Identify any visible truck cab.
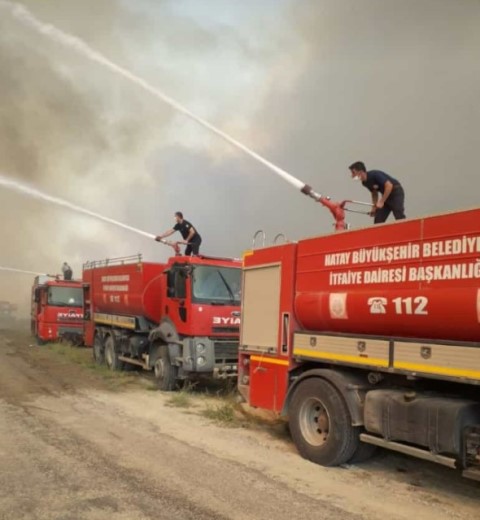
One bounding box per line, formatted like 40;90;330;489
31;276;84;345
163;256;241;375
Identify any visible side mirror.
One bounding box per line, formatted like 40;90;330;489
181;265;192;277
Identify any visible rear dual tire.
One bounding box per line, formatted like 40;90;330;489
104;335;124;371
93;334;105;365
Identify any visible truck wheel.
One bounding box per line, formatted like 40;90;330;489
348;440;377;464
289;378;359;467
154;345;178;391
93;334;105;365
36;335;47;346
104;335;123;371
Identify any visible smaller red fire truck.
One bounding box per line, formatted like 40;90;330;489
82;253;241;390
31;275;84;345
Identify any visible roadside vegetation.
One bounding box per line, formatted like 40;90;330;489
37;341;147;390
36;340;288;436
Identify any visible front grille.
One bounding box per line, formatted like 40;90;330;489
58;327;82;336
214;342;239;362
212;326;239;334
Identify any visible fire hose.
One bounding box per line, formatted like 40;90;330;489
155;238;182;255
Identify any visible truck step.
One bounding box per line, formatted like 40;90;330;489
462;468;480;482
359;434;457;469
118;355;149;370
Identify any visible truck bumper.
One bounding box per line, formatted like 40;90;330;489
180;337;238;375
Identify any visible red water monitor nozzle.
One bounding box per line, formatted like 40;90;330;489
300;184;371;231
300;184;346;231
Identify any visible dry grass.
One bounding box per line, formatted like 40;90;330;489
41;342;289;439
43;342;141;390
200;396;289;437
201;402;237;425
166;390;193;408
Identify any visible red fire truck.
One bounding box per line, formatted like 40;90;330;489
31;276;84;345
239;207;480;480
82;254;241;390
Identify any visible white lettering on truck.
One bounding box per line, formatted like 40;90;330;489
213;317;241;326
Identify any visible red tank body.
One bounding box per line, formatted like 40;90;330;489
83;260;166;324
295;209;480;342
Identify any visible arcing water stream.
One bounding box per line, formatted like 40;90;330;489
0;266;46;276
0;173;156;240
0;1;307;195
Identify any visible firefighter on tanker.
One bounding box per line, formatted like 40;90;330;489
155;211;202;256
349;161;406;224
62;262;73;280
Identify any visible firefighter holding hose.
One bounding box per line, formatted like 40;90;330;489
349;161;406;224
155;211;202;256
61;262;73;280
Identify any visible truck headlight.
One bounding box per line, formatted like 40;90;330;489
196;343;206;354
197;356;206;367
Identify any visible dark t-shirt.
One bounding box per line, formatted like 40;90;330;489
173;220;201;241
362;170;401;194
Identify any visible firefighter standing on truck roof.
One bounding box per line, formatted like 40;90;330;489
62;262;73;281
349;161;406;224
155;211;202;256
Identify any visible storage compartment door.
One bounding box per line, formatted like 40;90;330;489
241;265;281;353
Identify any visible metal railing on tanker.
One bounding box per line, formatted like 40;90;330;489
83;254;143;270
252;230;290;250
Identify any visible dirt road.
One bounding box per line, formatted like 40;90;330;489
0;327;479;520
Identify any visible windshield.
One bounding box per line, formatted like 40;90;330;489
192;266;241;304
47;287;83;307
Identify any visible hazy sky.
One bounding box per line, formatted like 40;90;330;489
1;0;479;312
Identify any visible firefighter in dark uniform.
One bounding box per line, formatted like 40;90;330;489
349;161;406;224
155;211;202;255
62;262;73;280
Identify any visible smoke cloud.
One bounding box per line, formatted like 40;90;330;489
1;0;479;315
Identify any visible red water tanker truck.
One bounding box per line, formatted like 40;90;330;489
239;207;480;480
82;254;241;390
31;276;84;345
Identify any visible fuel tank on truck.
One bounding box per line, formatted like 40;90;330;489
295;208;480;342
83;259;166;323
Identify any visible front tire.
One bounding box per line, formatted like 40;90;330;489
289;378;359;466
154;345;178;391
104;335;123;371
36;335;47;346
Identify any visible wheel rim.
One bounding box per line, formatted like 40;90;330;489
298;397;330;447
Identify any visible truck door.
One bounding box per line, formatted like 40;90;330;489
166;264;190;327
31;286;42;335
82;283;95;346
